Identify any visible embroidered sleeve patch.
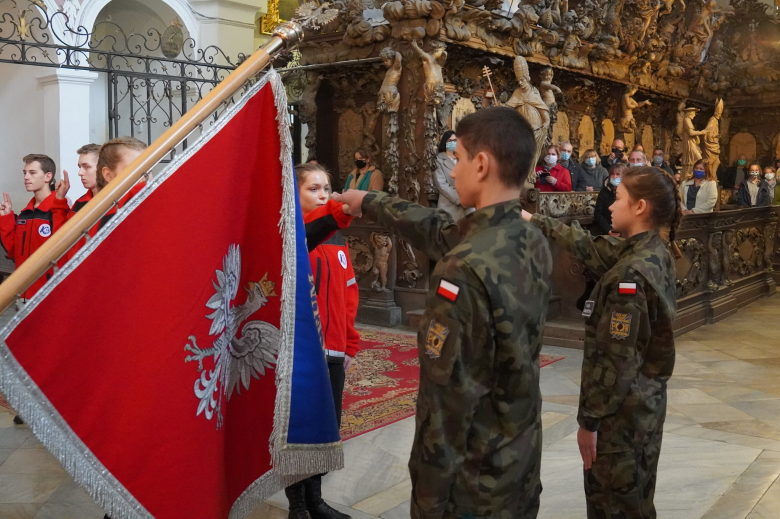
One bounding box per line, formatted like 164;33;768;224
610;311;632;340
618;282;637;295
426;320;450;358
437;279;460;302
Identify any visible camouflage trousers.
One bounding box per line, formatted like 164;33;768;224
584;436;661;519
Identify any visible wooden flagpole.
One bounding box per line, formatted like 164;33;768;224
0;22;304;314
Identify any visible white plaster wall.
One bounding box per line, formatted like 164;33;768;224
90;72;110;145
0;63;48;211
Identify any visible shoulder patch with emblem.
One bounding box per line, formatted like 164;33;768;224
618;282;637;295
436;279;460;302
610;311;632;340
337;249;348;269
426;320;450;358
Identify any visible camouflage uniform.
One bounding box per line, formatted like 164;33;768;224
531;215;677;519
362;191;553;519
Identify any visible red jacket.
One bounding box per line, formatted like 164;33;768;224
0;192;68;298
535;164;572;192
304;200;360;357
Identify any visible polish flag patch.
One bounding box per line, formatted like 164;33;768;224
437;279;460;302
618;282;637;295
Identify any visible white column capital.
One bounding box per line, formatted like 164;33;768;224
36;69;99;87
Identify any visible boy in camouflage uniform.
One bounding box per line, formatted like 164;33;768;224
334;107;552;519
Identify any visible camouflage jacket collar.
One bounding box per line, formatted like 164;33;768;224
456;199;523;241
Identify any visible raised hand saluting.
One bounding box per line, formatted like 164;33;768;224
0;192;12;216
55;170;71;200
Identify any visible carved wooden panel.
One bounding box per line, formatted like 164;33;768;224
642;125;654;154
600;119;615;156
624;130;635;152
337;109;364;185
552;112;570;145
578;115;595;159
452;97;476;129
729;132;757;165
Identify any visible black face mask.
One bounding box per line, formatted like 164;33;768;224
355;159;367;169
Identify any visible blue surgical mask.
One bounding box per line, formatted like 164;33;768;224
653;155;663;165
693;169;706;179
610;177;621;187
445;141;456;152
545;154;558;165
585;157;597;167
561;151;571;161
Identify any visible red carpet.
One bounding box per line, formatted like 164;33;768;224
340;327;565;441
0;394;12;411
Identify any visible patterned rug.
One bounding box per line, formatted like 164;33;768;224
340;327;565;441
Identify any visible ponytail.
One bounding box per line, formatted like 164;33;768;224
622;166;683;259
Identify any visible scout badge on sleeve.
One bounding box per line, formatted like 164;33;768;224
426;320;450;358
582;300;595;318
437;279;460;302
610;311;632;340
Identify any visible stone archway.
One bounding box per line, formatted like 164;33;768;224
729;133;757;164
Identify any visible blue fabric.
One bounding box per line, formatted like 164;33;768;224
286;176;341;445
686;184;700;210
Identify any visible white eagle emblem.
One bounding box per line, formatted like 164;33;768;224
184;244;280;428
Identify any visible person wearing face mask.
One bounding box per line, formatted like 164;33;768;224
763;166;780;205
736;163;771;208
434;131;471;220
680;159;718;214
651;148;675;176
720;155;749;191
559;141;584;189
535;144;572;192
344;148;384;192
628;150;647;168
576;149;608;192
601;139;628;168
593;163;627;235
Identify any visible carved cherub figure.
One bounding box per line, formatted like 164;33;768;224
619;85;651;132
378;46;402;113
538;67;562;109
370;232;392;291
410;39;447;106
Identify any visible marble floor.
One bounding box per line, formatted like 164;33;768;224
1;295;780;518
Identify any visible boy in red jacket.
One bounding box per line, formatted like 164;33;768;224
0;154;68;299
285;163;360;519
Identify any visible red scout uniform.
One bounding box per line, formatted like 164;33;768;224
0;193;68;299
303;199;360;427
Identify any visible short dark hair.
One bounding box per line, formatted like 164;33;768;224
437;130;455;153
653;147;664;154
77;143;101;156
455;107;535;188
23;154;56;191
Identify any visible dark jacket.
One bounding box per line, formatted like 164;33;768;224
561;158;584;190
593;178;617;235
601;154;627;169
656;162;674;177
576;163;609;192
719;165;747;189
736;179;771;208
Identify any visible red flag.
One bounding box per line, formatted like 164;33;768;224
0;71;341;518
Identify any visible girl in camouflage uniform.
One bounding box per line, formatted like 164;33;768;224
523;166;682;519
